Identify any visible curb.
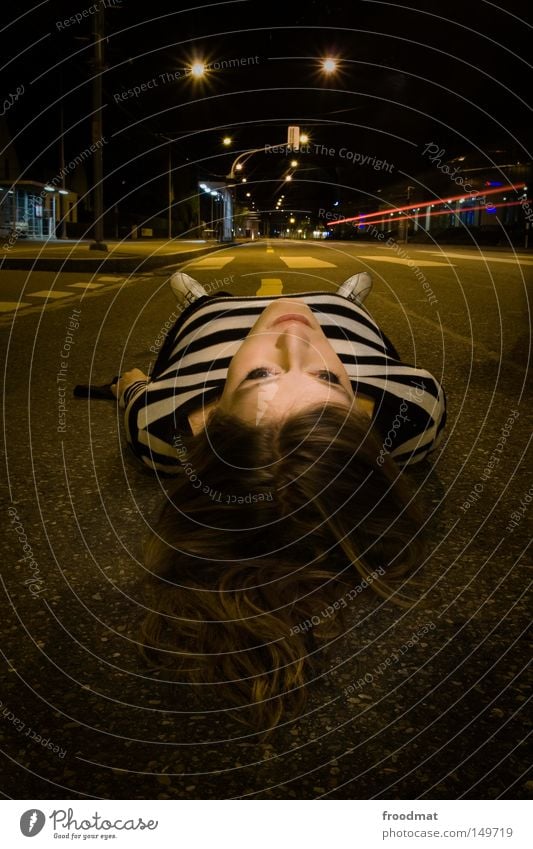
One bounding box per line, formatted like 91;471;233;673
0;243;235;274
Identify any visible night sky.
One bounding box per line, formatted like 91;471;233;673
2;0;531;227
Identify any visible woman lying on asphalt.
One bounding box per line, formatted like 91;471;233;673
112;271;446;734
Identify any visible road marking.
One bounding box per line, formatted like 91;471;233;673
69;282;106;289
27;290;74;299
186;255;235;269
279;255;336;268
0;301;32;312
428;251;533;265
266;247;274;253
356;255;455;267
96;275;125;281
256;278;283;295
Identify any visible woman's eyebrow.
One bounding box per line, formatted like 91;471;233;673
235;374;353;401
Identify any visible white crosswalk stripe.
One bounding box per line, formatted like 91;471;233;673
96;275;126;281
279;255;336;268
69;282;106;290
429;251;533;265
356;255;455;267
186;255;235;269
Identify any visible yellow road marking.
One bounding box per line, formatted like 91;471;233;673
255;278;283;295
356;255;455;267
0;301;32;312
27;290;74;299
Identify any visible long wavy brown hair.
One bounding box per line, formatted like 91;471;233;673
139;402;424;736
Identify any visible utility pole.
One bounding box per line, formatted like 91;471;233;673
59;98;67;239
404;185;415;243
89;6;107;251
168;144;172;240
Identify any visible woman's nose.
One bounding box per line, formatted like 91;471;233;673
275;328;310;366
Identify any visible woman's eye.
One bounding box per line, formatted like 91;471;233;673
316;370;341;384
245;367;275;380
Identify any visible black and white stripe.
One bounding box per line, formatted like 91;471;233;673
121;293;447;473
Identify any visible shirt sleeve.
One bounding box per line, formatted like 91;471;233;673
374;368;446;466
120;379;183;474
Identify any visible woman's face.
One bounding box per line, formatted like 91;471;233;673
218;299;372;424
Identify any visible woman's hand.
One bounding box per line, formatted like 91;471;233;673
111;368;149;399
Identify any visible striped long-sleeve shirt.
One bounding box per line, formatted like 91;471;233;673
120;293;447;474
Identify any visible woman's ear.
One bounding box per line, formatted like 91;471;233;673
187;399;219;435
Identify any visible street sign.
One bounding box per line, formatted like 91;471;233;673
287;126;300;150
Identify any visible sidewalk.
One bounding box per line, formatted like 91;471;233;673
0;237;233;274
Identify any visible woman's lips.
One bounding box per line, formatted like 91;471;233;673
269;313;312;328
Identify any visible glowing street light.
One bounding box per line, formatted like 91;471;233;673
290;159;298;167
235;162;243;171
285;175;293;182
300;133;309;144
322;57;338;74
190;61;206;77
222;136;232;146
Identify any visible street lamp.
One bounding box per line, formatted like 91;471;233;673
290;159;298;167
222;136;232;146
190;61;206;78
322;57;338;74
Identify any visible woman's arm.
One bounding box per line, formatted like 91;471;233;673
111;368;150;401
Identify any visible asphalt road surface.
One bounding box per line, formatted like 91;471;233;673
1;239;531;800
